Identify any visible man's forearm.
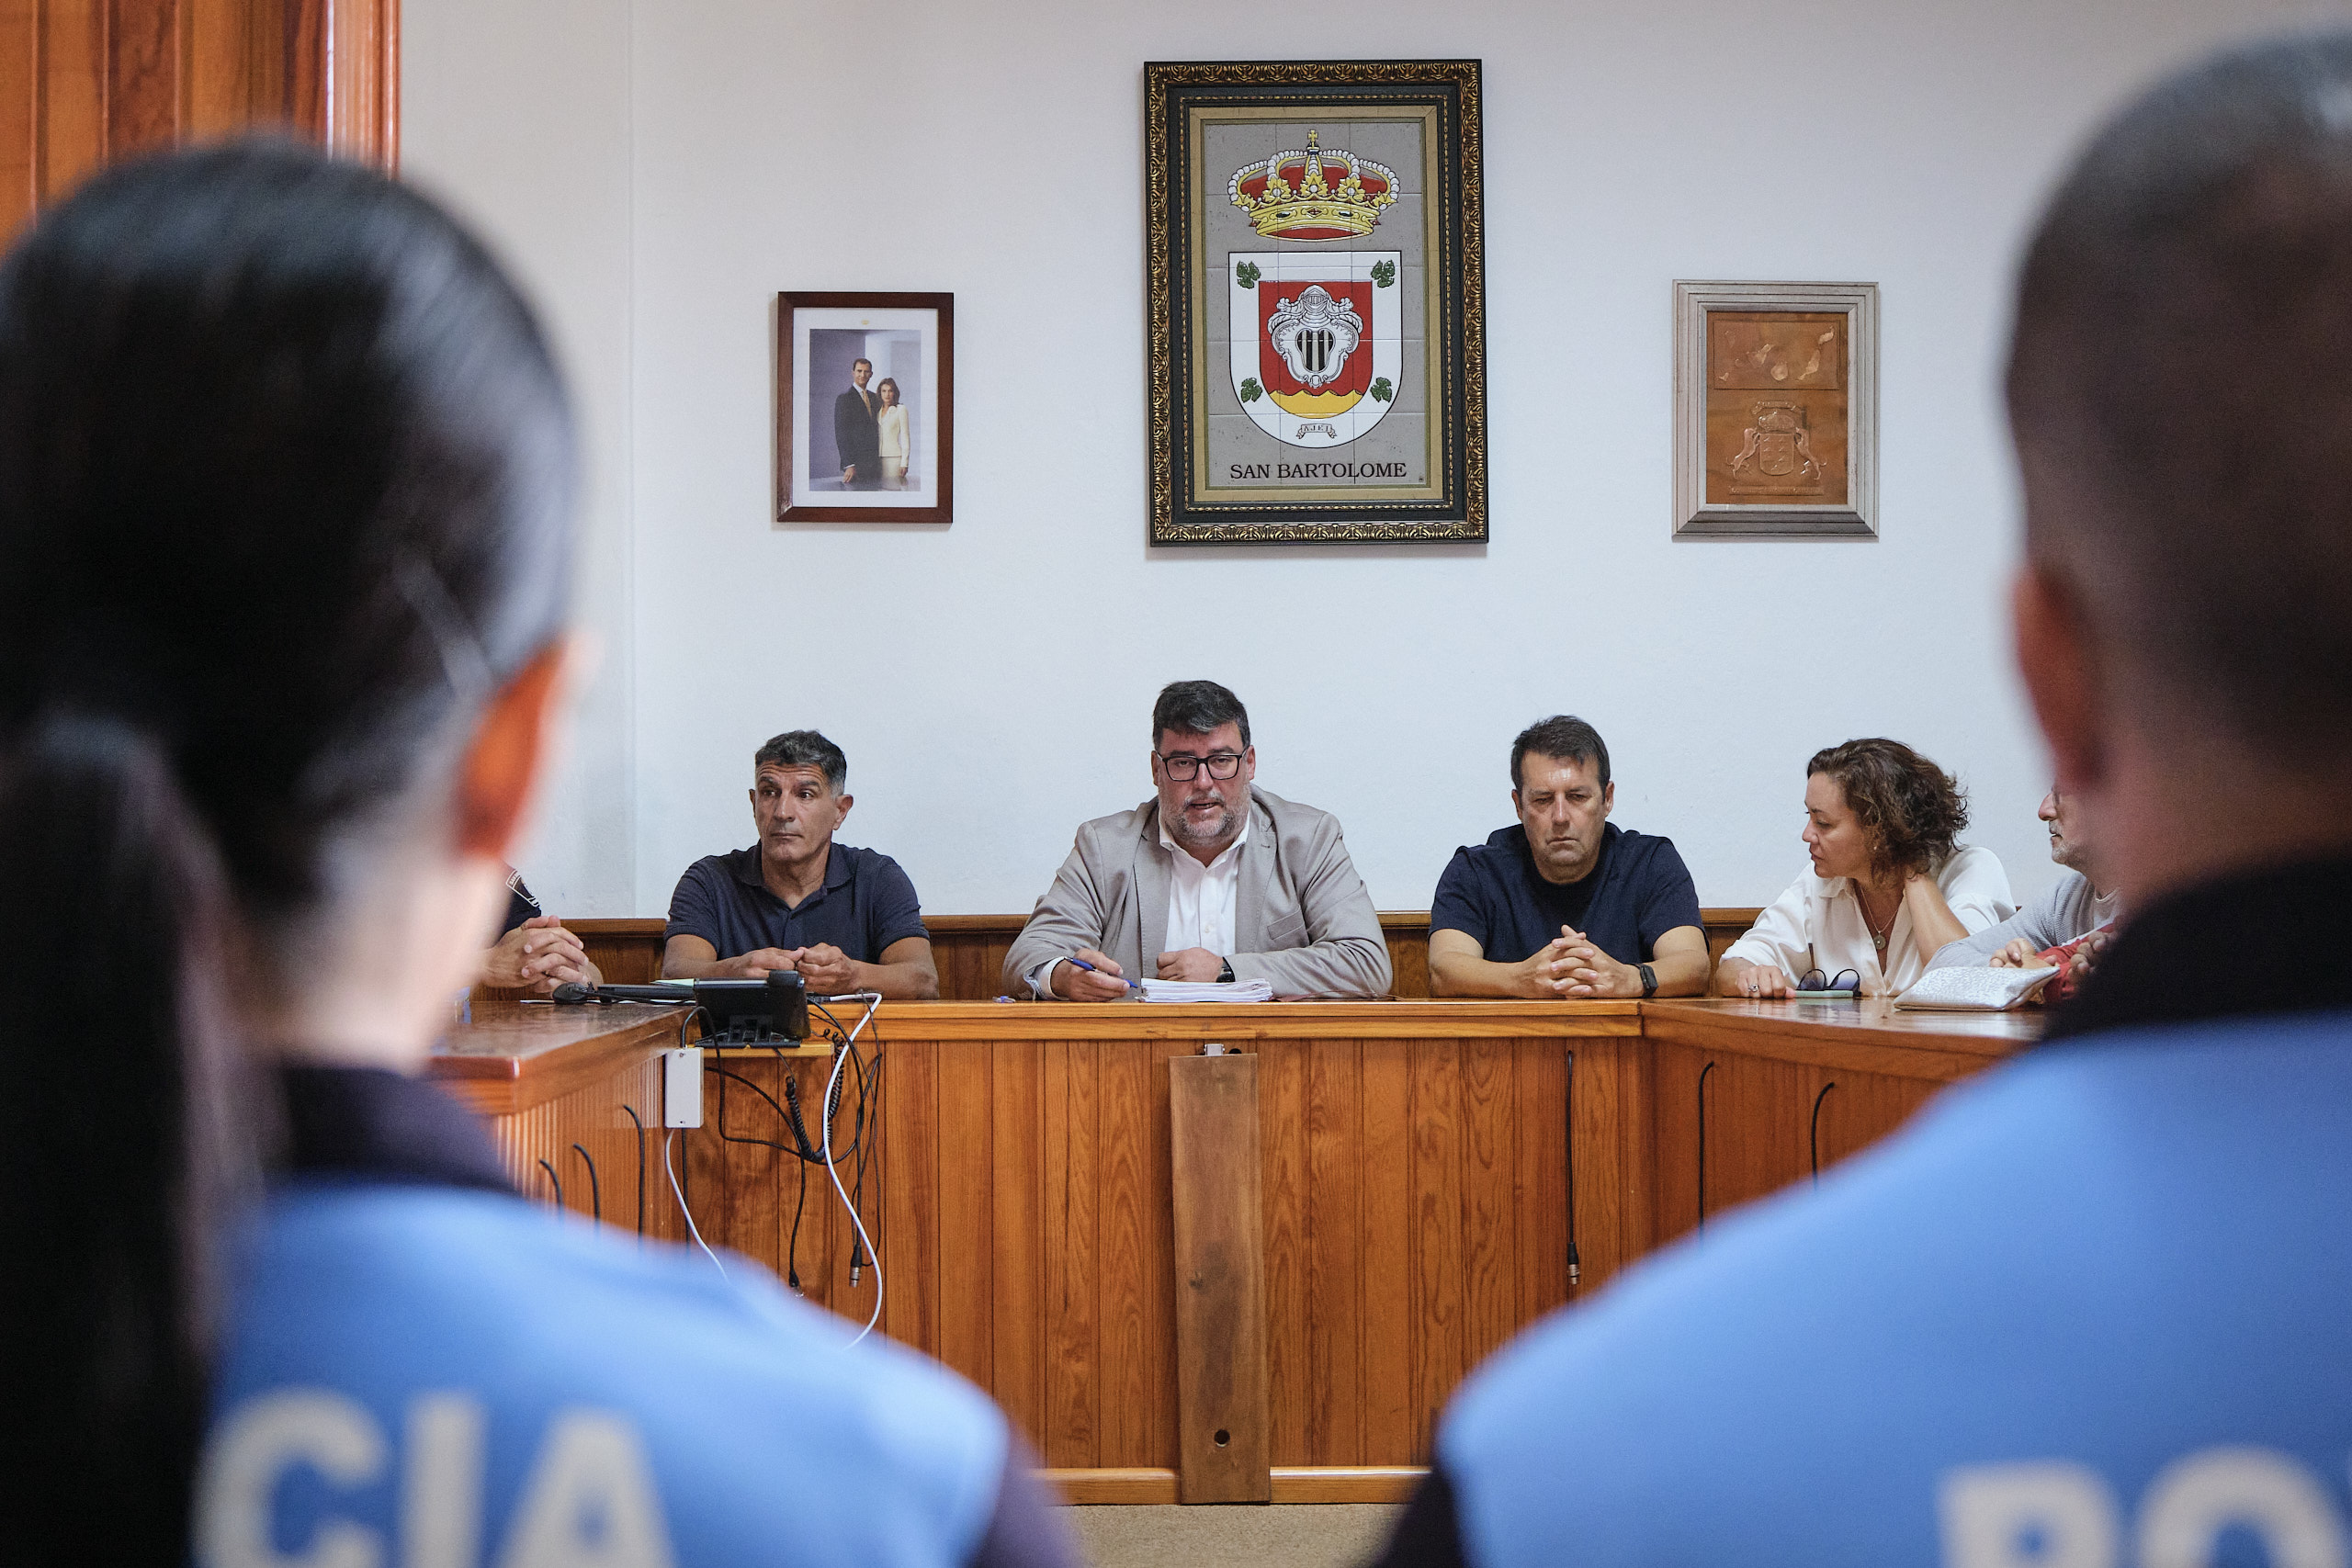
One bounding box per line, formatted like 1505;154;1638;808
1428;951;1530;998
842;958;938;1001
1650;949;1709;998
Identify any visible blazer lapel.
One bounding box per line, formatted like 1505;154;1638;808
1136;803;1170;974
1234;793;1276;952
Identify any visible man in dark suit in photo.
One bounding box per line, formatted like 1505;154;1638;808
833;355;882;489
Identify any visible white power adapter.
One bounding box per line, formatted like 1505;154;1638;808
664;1046;704;1128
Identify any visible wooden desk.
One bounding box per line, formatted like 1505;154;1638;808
1641;999;2041;1243
432;996;2042;1502
430;999;691;1240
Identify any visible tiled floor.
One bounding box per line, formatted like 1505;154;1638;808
1064;1504;1402;1568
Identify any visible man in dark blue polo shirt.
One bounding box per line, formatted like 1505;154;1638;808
1428;716;1707;999
662;730;938;998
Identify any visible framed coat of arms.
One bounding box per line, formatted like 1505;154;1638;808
1146;60;1487;545
1672;279;1879;538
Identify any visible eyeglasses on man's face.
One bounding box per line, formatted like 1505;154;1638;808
1156;750;1245;782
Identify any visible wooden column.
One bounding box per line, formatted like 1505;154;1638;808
0;0;399;247
1168;1050;1272;1504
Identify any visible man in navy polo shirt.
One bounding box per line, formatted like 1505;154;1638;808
1427;716;1708;999
662;729;938;998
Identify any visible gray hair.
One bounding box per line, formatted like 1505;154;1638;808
2008;31;2352;763
753;729;846;794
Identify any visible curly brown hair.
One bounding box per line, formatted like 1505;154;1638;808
1806;738;1969;882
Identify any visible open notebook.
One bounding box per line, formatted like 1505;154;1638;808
1894;964;2059;1011
1138;976;1274;1004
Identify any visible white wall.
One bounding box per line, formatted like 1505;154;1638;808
405;0;2347;921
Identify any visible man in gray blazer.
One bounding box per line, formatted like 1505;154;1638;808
1004;680;1392;1000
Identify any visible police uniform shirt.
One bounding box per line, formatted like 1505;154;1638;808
1371;857;2352;1568
201;1065;1079;1568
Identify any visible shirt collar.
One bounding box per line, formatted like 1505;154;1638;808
277;1065;514;1194
729;841;852;898
1158;807;1250;870
2043;854;2352;1043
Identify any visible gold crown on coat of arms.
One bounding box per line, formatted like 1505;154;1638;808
1228;130;1398;240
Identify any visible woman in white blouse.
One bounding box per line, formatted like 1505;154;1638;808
1716;739;2015;998
876;377;911;489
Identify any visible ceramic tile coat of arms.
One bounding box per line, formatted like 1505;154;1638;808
1671;280;1880;539
1148;62;1487;544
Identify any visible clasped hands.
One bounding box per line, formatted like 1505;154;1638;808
481;914;592;995
720;942;860;993
1516;926;1637;999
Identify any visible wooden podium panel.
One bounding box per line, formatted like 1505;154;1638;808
435;996;2039;1502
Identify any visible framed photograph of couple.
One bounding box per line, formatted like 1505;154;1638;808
1146;59;1488;545
775;291;953;524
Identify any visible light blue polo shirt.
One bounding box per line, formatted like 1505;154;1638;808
1437;1012;2352;1567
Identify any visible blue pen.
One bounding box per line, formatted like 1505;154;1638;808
1068;956;1137;990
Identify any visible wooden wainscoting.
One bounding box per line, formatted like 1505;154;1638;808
678;1004;1649;1474
1;0;399;245
567;908;1766;1001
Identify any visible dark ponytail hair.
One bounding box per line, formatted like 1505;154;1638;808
0;141;573;1556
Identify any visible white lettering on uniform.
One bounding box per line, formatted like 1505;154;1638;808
401;1394;486;1568
1940;1461;2120;1568
496;1410;676;1568
198;1390;388;1568
2138;1448;2346;1568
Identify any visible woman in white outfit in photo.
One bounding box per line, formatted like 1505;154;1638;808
876;376;912;490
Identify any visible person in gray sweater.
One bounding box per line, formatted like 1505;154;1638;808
1929;784;2120;970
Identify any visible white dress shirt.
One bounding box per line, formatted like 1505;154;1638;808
1024;816;1251;997
1723;844;2017;998
1159;812;1250;959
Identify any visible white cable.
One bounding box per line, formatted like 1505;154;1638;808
821;994;884;1346
664;1129;727;1281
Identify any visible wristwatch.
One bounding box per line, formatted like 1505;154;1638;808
1218;957;1236;984
1638;963;1658;998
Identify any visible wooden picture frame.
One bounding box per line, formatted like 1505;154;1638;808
1673;280;1879;539
775;291;954;525
1146;60;1487;545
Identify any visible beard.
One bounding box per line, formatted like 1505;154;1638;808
1170;799;1239;852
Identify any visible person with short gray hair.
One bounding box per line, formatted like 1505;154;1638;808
1004;680;1390;999
662;728;938;998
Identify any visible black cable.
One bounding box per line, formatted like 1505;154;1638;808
1563;1050;1579;1292
1809;1081;1838;1181
786;1155;808;1292
1695;1060;1716;1231
621;1103;647;1240
537;1157;563;1214
571;1142;602;1224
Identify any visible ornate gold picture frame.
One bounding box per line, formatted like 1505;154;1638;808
1673;279;1879;538
1146;60;1487;545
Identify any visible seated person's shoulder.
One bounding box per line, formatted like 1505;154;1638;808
232;1189;1009;1528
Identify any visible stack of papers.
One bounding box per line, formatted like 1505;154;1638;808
1894;964;2059;1011
1138;976;1275;1004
